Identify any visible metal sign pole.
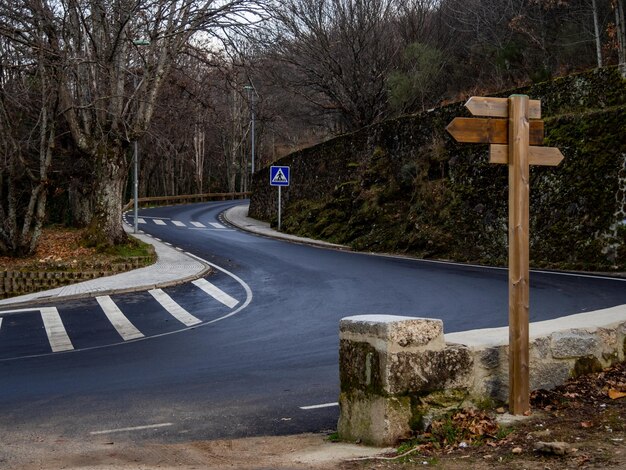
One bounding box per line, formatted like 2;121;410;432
133;140;139;234
278;186;282;231
270;165;289;231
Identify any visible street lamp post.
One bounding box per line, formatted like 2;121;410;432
133;139;139;234
244;84;256;176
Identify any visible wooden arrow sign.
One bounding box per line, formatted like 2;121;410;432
445;95;565;417
446;117;544;145
490;144;564;166
466;96;542;119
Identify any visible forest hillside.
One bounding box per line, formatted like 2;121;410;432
249;66;626;271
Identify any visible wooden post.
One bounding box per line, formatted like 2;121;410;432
447;94;563;415
508;95;530;415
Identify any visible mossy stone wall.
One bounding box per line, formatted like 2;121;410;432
250;66;626;270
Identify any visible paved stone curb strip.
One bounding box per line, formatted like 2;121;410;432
222;204;347;250
0;224;211;309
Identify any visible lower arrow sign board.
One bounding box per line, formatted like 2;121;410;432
489;144;564;166
446;117;544;145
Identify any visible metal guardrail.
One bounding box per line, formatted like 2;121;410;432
122;192;250;212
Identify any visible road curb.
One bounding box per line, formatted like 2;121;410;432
0;225;212;310
221;203;349;251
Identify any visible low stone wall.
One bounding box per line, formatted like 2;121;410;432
338;306;626;446
0;258;153;299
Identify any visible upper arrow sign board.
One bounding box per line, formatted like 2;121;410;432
445;94;564;416
465;96;542;119
270;165;290;186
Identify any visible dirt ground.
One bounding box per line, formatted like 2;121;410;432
0;226;153;272
1;362;624;470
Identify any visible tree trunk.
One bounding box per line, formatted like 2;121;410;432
68;181;94;227
591;0;602;67
83;144;129;247
617;0;626;70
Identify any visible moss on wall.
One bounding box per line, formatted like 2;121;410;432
250;66;626;271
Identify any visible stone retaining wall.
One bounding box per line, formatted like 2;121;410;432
250;67;626;271
0;258;153;299
338;306;626;446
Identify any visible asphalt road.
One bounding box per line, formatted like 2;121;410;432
0;200;625;444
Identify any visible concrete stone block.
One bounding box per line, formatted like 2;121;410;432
479;347;502;369
339;339;382;394
337;391;411;446
530;361;572;391
597;329;618;357
482;375;508;402
551;331;599;358
530;337;551;359
340;315;445;351
385;345;473;394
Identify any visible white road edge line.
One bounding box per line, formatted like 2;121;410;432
365;252;626;282
0;308;43;314
192;278;239;309
149;289;201;326
184;252;253;326
0;252;253;362
96;296;144;341
40;307;74;352
300;402;339;410
90;422;173;435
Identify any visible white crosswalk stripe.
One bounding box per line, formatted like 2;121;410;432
209;222;226;229
96;296;144;341
40;307;74;352
192;279;239;309
149;289;201;326
172;220;186;227
137;218;146;224
153;219;166;225
190;221;205;228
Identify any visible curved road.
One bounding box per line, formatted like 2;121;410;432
0;200;625;443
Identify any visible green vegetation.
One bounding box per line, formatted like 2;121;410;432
98;237;155;259
392;409;510;463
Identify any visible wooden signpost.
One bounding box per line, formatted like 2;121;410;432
447;95;564;415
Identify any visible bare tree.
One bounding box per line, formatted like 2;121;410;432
0;5;61;256
0;0;265;247
264;0;401;132
616;0;626;67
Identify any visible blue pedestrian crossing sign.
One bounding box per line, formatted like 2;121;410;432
270;166;290;186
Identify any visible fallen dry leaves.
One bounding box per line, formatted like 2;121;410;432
0;227;94;270
608;389;626;400
532;361;626;410
370;362;626;468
